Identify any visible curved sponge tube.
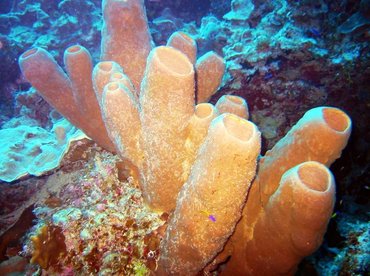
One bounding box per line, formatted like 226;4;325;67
158;113;261;275
19;47;115;152
243;161;335;275
222;106;352;274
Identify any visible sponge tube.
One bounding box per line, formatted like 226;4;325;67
167;31;197;64
101;81;142;166
140;46;195;212
101;0;153;90
64;45;115;152
215;95;249;119
159;113;261;275
19;48;77;121
222;106;351;274
243;162;335;275
196;51;225;103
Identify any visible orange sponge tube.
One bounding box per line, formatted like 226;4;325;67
64;45;115;152
167;31;197;64
242;162;335;275
215;95;249;119
196;51;225;103
140;46;195;212
222;106;352;274
158;113;261;275
19;48;77;121
101;0;153;90
101;81;142;167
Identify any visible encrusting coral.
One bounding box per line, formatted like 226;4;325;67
29;224;66;269
18;0;352;274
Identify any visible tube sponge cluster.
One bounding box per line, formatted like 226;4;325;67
18;0;352;274
219;106;352;275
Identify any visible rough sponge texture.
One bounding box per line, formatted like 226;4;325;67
158;114;261;275
18;0;353;273
19;47;115;152
101;0;153;90
140;46;195;211
220;106;352;275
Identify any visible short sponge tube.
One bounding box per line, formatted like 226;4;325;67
167;31;197;64
216;95;249;119
92;61;123;102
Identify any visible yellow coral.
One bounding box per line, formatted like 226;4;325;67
30;224;66;269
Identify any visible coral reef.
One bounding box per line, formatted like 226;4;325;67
0;0;368;275
14;0;354;275
24;151;166;274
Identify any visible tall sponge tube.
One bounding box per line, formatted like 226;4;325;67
158;113;261;275
19;48;77;123
101;0;153;91
64;45;115;152
140;46;195;212
101;81;142;167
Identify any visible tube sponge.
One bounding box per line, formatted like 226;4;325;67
158;113;261;275
64;45;96;117
215;95;249;119
167;31;197;64
140;46;195;212
183;103;219;180
101;81;142;167
253;106;351;207
196;51;225;103
242;161;335;275
101;0;153;90
19;48;77;121
19;47;115;152
92;61;122;101
221;106;352;274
